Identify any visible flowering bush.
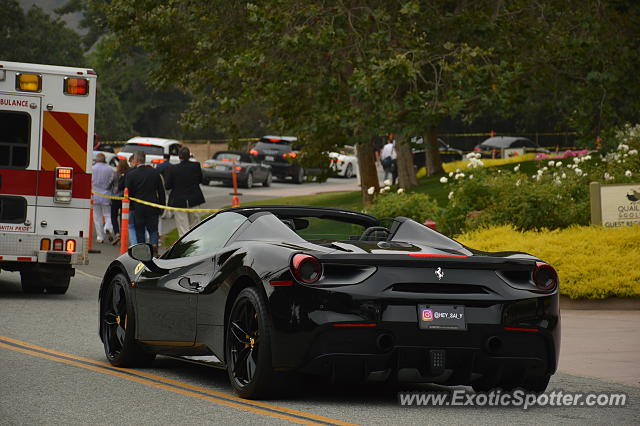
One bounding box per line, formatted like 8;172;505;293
438;124;640;235
366;192;441;224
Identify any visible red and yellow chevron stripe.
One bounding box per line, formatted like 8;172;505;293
42;111;89;172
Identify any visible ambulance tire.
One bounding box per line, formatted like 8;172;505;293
46;275;71;294
20;271;45;294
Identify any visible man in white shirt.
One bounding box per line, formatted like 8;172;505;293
380;139;396;182
92;153;114;243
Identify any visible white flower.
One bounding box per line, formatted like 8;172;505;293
561;173;567;179
469;174;474;180
454;173;465;180
367;187;375;195
455;168;461;173
397;188;405;194
542;166;548;171
573;157;581;164
513;165;520;172
556;162;562;167
515;179;521;187
383;179;391;186
618;143;630;152
537;169;544;176
548;161;555;167
625;170;633;178
575;168;583;176
440;177;448;184
584;155;592;161
554;177;562;185
629;149;638;155
380;186;388;193
448;191;454;200
449;172;454;177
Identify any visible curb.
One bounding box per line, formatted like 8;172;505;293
560;295;640;310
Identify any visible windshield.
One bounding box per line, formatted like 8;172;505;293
121;144;164;156
255;142;292;152
294;217;367;241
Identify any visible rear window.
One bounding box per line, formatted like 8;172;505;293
293;217;366;241
214;152;249;162
255;142;292;152
121;143;164;156
0;111;30;168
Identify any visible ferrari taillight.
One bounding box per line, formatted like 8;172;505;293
532;262;558;291
291;254;322;284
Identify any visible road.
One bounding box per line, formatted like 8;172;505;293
1;177;638;424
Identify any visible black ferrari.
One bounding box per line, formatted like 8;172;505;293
99;206;560;399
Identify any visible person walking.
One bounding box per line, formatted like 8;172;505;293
109;159;130;245
165;147;205;237
92;153;114;243
380;137;397;183
124;151;165;254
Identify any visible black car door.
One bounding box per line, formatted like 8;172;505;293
134;254;211;345
134;212;249;345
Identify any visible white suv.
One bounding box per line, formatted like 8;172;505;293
117;137;182;166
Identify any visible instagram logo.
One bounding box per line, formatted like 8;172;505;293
422;309;433;321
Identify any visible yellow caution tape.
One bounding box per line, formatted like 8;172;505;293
92;191;222;213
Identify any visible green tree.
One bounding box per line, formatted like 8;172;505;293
0;1;84;66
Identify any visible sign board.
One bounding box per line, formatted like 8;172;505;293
590;182;640;227
503;148;525;158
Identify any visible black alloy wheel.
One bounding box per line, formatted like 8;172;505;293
293;167;305;184
226;287;275;398
100;273;155;367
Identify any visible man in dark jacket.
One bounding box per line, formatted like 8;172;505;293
124;151;166;253
165;147;205;236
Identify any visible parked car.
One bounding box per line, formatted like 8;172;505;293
249;136;305;183
93;150;119;168
412;137;464;169
116;137;182;166
202;151;272;188
329;145;358;178
99;205;560;399
474;136;550;158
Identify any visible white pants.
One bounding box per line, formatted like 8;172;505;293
93;203;113;242
174;211;200;237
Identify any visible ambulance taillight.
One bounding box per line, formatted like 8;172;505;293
16;73;42;92
64;77;89;95
54;167;73;203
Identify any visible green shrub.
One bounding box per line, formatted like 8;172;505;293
366;192;441;224
438;124;640;235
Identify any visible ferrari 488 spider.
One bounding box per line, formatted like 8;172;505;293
99;206;560;399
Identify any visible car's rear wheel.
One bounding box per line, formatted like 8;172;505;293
242;172;253;189
100;273;155;367
262;171;272;187
292;167;305;184
344;163;354;178
202;178;211;186
521;373;551;393
226;287;278;399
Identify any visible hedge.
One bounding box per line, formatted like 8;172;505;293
457;225;640;299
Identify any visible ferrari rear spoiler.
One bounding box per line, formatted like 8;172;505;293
315;253;536;271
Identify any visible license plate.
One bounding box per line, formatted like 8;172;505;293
215;165;226;171
265;155;274;161
418;305;466;330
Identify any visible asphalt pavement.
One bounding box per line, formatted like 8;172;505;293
1;176;638;424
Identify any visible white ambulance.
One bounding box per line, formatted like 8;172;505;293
0;61;97;294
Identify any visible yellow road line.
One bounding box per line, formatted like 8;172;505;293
0;336;356;426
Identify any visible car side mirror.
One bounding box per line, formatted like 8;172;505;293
128;243;153;262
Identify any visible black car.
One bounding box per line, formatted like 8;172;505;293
474;136;550;158
411;137;464;169
249;136;305;183
99;206;560;399
202;151;271;188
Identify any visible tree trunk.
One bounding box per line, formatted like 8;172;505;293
356;137;379;206
396;137;418;189
424;126;445;176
